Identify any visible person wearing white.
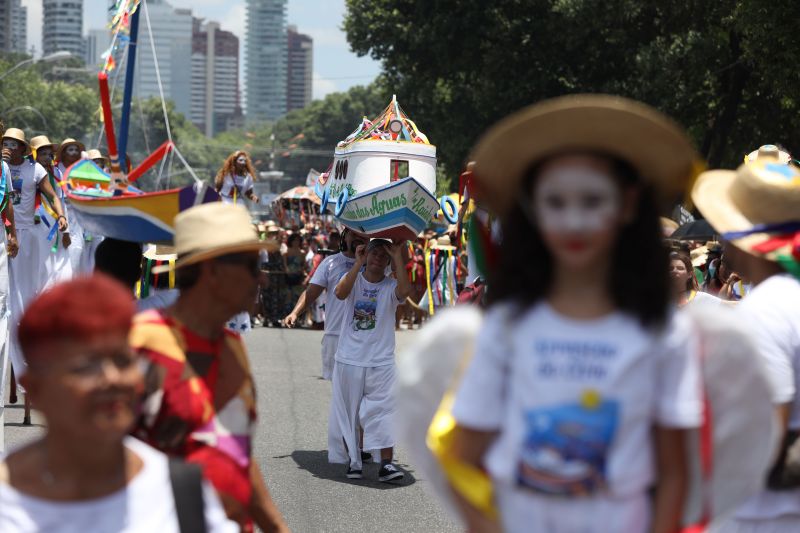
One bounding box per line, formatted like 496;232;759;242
669;251;722;309
328;239;411;481
0;158;16;453
452;304;701;531
30;136;73;287
0;437;237;533
57;138;102;274
2;129;67;381
691;144;800;533
284;229;367;380
0;275;238;533
214;150;258;205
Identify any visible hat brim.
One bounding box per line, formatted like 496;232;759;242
470;94;702;214
691;170;774;257
151;239;279;274
2;135;31;155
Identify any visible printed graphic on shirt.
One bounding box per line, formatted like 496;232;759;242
517;390;619;496
534;338;617;381
10;173;22;206
352;287;379;331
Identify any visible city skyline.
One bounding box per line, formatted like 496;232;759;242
20;0;381;100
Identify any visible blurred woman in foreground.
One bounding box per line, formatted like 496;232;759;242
0;275;235;532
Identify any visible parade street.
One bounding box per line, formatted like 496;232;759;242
3;326;459;533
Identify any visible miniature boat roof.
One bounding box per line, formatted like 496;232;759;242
337;95;431;148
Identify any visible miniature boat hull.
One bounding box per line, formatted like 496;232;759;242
333;177;439;242
67;184;219;243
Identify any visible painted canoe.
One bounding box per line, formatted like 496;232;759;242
67;183;219;243
332;177;439;242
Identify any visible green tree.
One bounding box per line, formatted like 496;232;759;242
0;54;97;143
344;0;800;185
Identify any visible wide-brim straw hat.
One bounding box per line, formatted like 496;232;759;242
143;244;177;261
470;94;703;214
691;154;800;261
2;128;31;155
746;144;791;165
29;135;58;153
86;149;109;164
152;203;278;274
57;138;86;161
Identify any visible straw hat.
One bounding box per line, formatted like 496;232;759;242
152;203;278;273
86;148;109;164
691;155;800;261
469;94;702;214
2;128;31;155
29;135;58;153
57;138;86;161
431;235;456;251
265;222;281;234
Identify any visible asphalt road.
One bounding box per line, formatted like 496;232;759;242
3;326;460;533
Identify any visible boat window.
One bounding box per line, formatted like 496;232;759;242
390;160;409;182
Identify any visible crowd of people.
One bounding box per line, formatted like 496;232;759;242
0;90;799;533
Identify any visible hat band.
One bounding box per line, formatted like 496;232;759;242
722;221;800;241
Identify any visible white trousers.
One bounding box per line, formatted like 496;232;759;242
9;226;49;377
328;361;396;469
320;334;338;381
44;236;73;288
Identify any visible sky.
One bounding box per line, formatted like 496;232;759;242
21;0;382;100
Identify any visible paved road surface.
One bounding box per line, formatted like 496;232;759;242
3;327;460;533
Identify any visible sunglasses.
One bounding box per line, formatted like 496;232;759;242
214;252;261;277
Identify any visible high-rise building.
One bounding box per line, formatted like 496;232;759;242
133;0;193;119
42;0;84;59
84;28;110;69
0;0;28;54
287;25;313;113
245;0;288;123
191;19;241;137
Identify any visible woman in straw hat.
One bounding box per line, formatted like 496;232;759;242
57;137;102;275
31;135;74;285
442;95;706;532
692;147;800;532
3;126;67;425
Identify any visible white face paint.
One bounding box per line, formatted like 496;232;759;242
2;139;20;151
534;165;621;234
37;148;54;165
236;156;247;166
65;145;80;157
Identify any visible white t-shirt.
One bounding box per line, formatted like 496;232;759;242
0;437;237;532
335;272;401;367
7;160;46;229
309;252;356;336
688;290;723;307
219;174;254;204
452;303;701;503
734;274;800;521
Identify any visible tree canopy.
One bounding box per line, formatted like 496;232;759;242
344;0;800;184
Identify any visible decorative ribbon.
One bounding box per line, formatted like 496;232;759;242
722;221;800;241
424;251;434;315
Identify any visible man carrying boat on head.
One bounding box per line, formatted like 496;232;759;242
31;136;73;285
215;150;259;204
284;228;367;380
2;127;66;425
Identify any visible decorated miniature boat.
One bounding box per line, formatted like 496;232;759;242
66;160;219;243
315;96;456;241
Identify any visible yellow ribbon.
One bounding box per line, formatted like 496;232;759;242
425;251;435;315
168;259;175;288
426;350;497;519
